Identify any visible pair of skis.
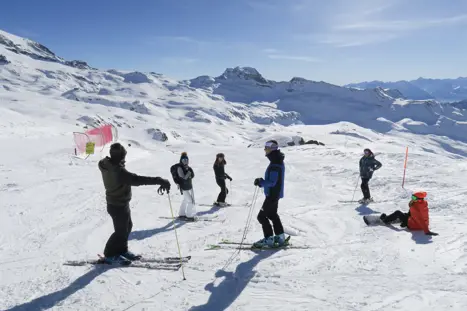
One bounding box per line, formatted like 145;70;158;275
158;215;220;222
64;255;191;270
207;236;308;250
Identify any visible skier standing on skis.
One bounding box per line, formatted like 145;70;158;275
253;140;287;248
176;152;196;221
359;148;382;203
98;143;171;263
213;153;232;206
376;191;438;235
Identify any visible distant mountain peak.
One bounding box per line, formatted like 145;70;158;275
218;66;269;84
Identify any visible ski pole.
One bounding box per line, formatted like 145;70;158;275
402;146;408;188
351;174;360;202
167;193;186;280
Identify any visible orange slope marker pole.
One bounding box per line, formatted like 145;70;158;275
402;146;408;188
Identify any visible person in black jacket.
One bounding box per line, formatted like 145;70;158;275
98;143;171;263
359;148;382;203
213;153;232;206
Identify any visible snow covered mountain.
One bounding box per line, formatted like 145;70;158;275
2;29;467;143
189;66;467;142
345;80;434;100
2;30;467;311
347;77;467;102
411;77;467;102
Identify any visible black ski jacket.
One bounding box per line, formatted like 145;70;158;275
359;155;382;179
99;157;164;206
213;163;231;181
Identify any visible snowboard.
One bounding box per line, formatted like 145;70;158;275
363;215;401;226
363;214;383;225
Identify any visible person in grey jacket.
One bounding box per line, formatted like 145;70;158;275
177;152;196;220
359;148;382;203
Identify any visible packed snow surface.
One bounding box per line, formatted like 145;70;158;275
1;29;467;311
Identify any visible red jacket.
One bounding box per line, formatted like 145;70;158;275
408;199;430;233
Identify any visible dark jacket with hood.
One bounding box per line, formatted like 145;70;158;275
359;150;382;179
259;149;285;199
99;157;164;206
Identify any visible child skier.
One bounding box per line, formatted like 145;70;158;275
213;153;232;206
359;148;382;203
253;140;287;248
98;143;171;264
176;152;196;221
366;191;438;236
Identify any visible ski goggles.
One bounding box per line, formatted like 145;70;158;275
264;141;278;150
411;195;422;200
181;158;189;164
364;150;371;155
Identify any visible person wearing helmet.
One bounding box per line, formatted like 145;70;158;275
177;152;196;220
359;148;382;203
213;153;232;206
98;143;171;264
377;191;438;235
253;140;287;248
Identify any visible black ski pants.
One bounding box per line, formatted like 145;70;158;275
361;178;371;199
257;196;284;238
384;210;409;227
216;178;228;203
104;203;133;257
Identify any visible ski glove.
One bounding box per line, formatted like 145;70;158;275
426;231;439;236
254;178;264;187
157;179;171;195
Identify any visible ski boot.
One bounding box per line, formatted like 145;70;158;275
100;255;131;265
272;233;288;247
121;251;142;261
358;197;374;204
380;213;387;224
252;236;275;248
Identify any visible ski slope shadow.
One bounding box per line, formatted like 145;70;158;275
129;221;186;241
189;250;276;311
129;205;221;241
355;204;380;215
5;267;108;311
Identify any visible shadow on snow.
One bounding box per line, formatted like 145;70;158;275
5;266;112;311
129;204;222;241
189;250;276;311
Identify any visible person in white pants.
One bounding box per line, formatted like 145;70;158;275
177;152;196;220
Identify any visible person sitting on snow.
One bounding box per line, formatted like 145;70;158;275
379;191;438;236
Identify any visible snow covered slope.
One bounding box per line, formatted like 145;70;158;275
2;30;467;311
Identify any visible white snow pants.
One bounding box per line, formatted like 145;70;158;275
179;189;196;218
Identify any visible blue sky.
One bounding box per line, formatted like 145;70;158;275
1;0;467;85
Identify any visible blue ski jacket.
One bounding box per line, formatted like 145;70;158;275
259;150;285;199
